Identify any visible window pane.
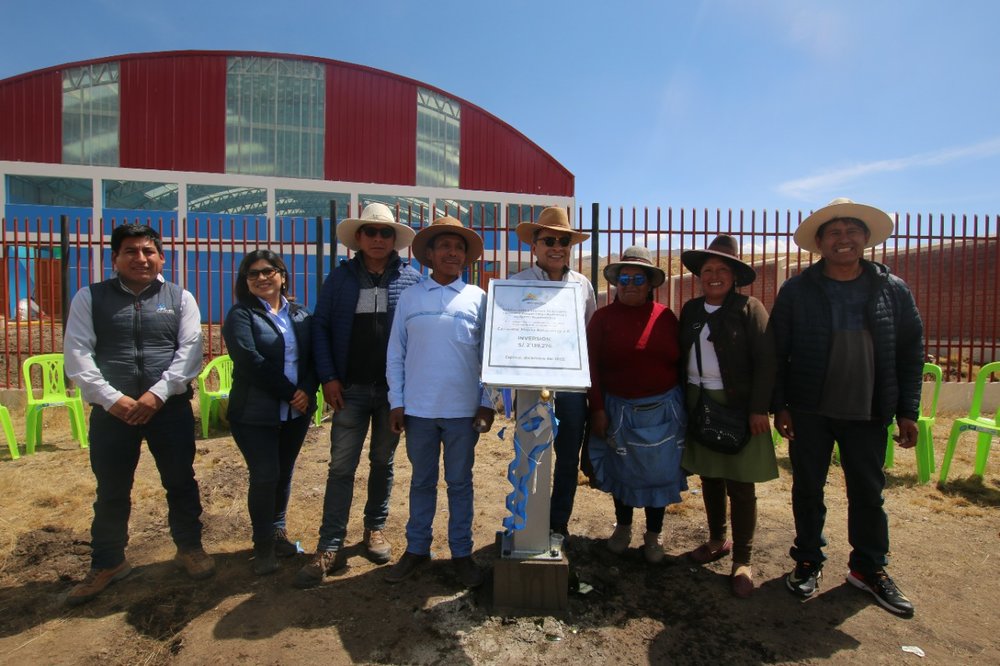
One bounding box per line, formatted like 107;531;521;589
62;63;119;167
225;56;325;179
416;88;460;187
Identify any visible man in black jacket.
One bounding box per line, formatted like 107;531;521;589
771;198;923;617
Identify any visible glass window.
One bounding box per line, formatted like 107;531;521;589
63;62;119;166
416;88;460;187
104;179;178;211
225;56;325;178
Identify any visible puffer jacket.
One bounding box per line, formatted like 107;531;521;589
312;252;421;385
223;298;318;425
769;259;924;424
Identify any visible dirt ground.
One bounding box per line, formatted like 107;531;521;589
0;406;998;666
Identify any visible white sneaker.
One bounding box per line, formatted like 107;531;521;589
607;523;633;554
643;531;665;563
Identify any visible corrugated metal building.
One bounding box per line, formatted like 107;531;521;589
0;50;575;318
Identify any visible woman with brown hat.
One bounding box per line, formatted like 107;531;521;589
678;235;777;598
587;246;686;564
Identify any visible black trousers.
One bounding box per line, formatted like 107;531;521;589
788;411;890;574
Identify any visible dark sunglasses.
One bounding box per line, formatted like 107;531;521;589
617;274;647;286
246;267;280;280
537;236;571;248
362;226;395;239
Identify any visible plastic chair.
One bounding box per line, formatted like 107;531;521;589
885;363;942;484
22;353;89;453
314;386;326;426
198;354;233;437
1;405;18;460
939;361;1000;483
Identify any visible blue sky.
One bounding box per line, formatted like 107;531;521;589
2;0;998;218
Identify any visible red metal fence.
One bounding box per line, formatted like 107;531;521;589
3;205;997;388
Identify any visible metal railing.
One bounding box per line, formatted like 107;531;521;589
2;204;997;388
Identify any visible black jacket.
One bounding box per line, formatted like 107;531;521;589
679;291;775;415
222;298;318;425
769;259;924;424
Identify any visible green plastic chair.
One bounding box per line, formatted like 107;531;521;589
939;361;1000;483
198;354;233;438
22;353;89;453
313;386;326;426
886;363;942;484
1;405;19;460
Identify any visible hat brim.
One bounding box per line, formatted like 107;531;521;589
336;218;416;252
515;222;590;246
411;226;484;268
603;260;666;288
681;249;757;287
794;202;894;254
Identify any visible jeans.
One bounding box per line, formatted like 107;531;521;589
403;415;479;558
788;411;890;574
231;415;309;547
88;399;203;569
550;391;588;530
317;383;400;552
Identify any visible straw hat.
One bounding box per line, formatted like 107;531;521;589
793;197;894;254
411;216;484;267
602;246;666;288
681;235;757;287
515;206;590;246
336;202;417;252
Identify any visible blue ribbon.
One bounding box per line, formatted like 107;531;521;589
501;397;558;535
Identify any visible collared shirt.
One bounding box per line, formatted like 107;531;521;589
64;274;203;410
259;295;302;421
386;276;491;418
509;263;597;326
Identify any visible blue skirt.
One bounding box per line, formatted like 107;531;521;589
589;387;688;507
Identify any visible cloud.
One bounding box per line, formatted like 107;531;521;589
776;136;1000;201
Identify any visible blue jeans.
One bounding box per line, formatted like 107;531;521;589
788;411;890;574
550;391;588;530
88;399;203;569
316;383;399;551
231;415;309;547
403;416;479;558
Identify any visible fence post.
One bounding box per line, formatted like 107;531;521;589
60;214;69;333
315;214;325;299
590;202;600;297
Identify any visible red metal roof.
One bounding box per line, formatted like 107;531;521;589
0;50;574;196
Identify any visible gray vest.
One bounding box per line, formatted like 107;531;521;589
90;278;186;399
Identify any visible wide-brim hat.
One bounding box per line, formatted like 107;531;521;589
794;197;894;254
411;216;484;267
602;245;666;288
681;235;757;287
337;202;417;252
515;206;590;246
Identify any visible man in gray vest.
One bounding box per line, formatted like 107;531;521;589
64;224;214;606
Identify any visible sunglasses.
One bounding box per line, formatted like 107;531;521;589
617;274;647;286
362;226;395;239
246;267;280;280
537;236;571;248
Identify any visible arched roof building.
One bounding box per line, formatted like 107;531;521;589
0;51;576;319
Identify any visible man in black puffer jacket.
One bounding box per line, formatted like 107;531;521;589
771;198;923;617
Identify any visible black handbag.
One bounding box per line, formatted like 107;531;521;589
688;327;750;454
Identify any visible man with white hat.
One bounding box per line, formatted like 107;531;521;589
295;202;421;588
771;198;923;616
509;206;596;539
383;216;495;588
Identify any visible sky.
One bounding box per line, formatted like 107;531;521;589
2;0;999;219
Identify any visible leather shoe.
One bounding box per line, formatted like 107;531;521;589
384;552;430;584
686;539;732;564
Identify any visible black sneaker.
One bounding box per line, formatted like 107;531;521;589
785;561;823;598
847;570;914;617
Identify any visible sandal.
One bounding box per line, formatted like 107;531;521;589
731;564;753;598
686;539;733;564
